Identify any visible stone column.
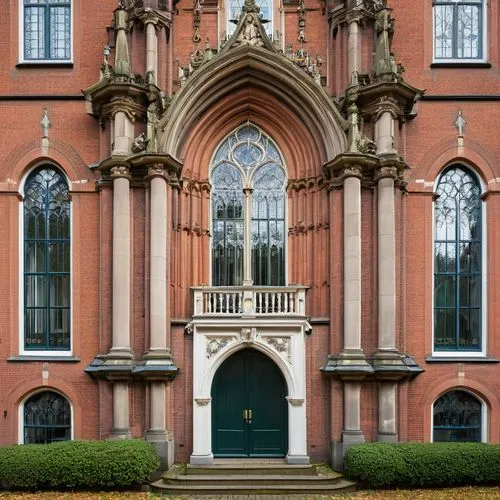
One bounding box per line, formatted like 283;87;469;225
347;17;361;77
343;381;363;443
145;20;158;85
377;380;397;441
242;188;253;286
375;110;396;155
111;381;131;438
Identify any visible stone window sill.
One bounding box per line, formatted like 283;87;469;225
430;62;491;68
16;62;73;69
7;355;80;362
425;356;499;363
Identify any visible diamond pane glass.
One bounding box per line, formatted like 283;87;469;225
24;167;70;350
434;167;481;351
433;390;481;442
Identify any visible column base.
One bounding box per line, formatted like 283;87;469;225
109;428;131;439
190;453;214;465
341;429;365;444
146;430;175;470
377;432;398;442
286;454;310;465
330;437;364;471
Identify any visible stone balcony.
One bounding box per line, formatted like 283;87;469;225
192;286;308;318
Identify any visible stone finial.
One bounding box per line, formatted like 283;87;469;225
40;108;51;138
454;109;466;137
374;8;395;79
114;6;131;78
193;0;201;43
297;0;306;44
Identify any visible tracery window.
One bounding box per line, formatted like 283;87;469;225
23;391;71;444
433;0;484;60
23;0;71;61
24;166;71;351
433;390;482;442
211;124;286;286
227;0;273;37
434;166;481;351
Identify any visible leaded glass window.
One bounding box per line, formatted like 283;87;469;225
434;166;481;351
211;125;286;286
433;0;483;60
24;0;71;61
227;0;273;37
24;166;71;350
433;390;481;442
24;391;71;444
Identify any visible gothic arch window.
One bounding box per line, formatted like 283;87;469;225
433;390;483;442
433;0;485;61
22;0;72;62
23;390;71;444
211;124;286;286
226;0;273;38
434;166;482;352
23;166;71;351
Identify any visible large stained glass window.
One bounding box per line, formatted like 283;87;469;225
227;0;273;37
211;124;286;286
24;0;71;61
24;166;71;351
433;0;483;60
434;166;481;351
433;390;482;442
24;391;71;444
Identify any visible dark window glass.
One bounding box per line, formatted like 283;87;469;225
211;125;286;286
434;166;481;351
24;391;71;444
24;166;70;350
434;0;482;60
433;390;481;442
24;0;71;61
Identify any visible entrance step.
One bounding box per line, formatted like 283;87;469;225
151;463;356;495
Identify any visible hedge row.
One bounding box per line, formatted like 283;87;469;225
344;442;500;489
0;439;160;490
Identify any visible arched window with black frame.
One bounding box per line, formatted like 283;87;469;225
23;390;71;444
434;166;482;351
211;124;286;287
23;166;71;351
433;389;482;442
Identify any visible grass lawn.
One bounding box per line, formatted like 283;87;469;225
0;487;499;499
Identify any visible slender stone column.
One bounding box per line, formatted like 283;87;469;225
377;381;398;441
343;381;363;442
375;111;395;155
242;188;253;286
343;171;362;351
145;21;158;85
110;166;132;355
111;381;131;438
347;18;360;76
113;111;134;156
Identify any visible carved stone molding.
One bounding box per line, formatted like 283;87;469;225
374;165;399;181
241;328;256;344
145;164;168;181
287;397;304;406
206;336;237;358
110;165;132;179
195;397;211;406
262;336;291;360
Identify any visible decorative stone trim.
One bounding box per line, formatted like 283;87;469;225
206;336;237;358
262;336;291;361
110;165;132;179
241;328;256;344
195;398;211;406
287;397;304;406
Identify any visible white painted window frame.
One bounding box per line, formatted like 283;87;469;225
18;0;74;64
18;163;73;356
432;0;488;64
431;164;487;357
18;388;74;444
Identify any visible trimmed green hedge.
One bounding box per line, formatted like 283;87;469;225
344;442;500;489
0;439;160;490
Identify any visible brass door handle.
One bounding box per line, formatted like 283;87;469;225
243;409;253;423
248;409;252;424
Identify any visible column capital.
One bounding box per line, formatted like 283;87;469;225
146;164;169;182
111;165;132;180
374;165;399;181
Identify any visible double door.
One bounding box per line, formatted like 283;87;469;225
211;348;287;457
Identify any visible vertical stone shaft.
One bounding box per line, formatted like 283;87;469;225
343;175;361;350
243;188;253;286
375;111;395;155
145;21;158;84
348;20;360;76
112;381;130;437
378;381;397;439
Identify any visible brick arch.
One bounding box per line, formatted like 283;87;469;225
407;136;497;189
2;376;83;444
422;376;500;442
2;139;95;188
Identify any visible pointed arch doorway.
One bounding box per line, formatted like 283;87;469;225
211;348;288;457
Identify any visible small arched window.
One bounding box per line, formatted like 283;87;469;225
433;390;482;442
211;124;286;287
23;391;71;444
434;166;481;351
24;166;71;351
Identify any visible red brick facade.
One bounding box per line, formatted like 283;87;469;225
0;0;498;467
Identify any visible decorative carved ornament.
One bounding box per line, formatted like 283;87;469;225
110;165;132;179
287;397;304;406
262;336;291;361
241;328;256;344
195;398;211;406
206;336;237;358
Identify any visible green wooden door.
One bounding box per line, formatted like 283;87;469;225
211;348;288;457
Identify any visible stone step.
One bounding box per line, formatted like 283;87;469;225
186;463;318;476
151;478;357;495
164;473;344;486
